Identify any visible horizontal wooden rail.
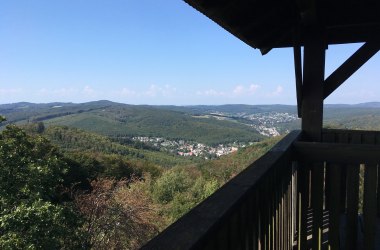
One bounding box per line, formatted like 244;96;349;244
293;141;380;164
143;130;302;250
144;129;380;249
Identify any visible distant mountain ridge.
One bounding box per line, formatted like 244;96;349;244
2;100;380;143
0;100;265;145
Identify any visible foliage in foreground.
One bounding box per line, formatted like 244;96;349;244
0;120;82;249
0;118;280;249
75;177;162;249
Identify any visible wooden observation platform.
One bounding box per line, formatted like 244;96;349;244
144;0;380;249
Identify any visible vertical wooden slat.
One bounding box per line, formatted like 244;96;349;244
279;181;282;250
288;174;291;250
378;163;380;218
259;187;264;250
271;169;275;250
252;191;259;250
265;174;271;250
268;172;272;250
292;162;298;250
240;201;248;250
217;223;229;250
283;181;288;250
297;162;308;250
345;133;361;250
338;133;349;213
328;163;341;249
323;132;335;213
363;164;377;250
376;132;380;217
258;187;263;250
363;133;377;250
247;193;254;250
229;212;239;250
312;162;324;250
276;177;280;250
291;163;297;250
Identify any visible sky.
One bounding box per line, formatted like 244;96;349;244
0;1;379;105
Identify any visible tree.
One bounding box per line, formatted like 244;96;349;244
0;122;82;248
75;177;162;249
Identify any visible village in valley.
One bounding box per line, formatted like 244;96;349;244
132;136;246;159
132;111;299;158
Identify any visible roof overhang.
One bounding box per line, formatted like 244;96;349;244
185;0;380;54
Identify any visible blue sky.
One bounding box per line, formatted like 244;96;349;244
1;1;379;105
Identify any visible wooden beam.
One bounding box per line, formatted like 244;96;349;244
301;35;325;141
293;141;380;164
324;41;379;99
293;46;303;118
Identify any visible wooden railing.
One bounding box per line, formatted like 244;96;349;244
294;129;380;250
143;129;380;250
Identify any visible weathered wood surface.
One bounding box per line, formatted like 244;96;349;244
301;36;325;142
324;41;380;99
293;142;380;165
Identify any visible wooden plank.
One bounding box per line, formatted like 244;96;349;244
328;163;341;250
217;223;229;250
229;212;239;249
363;164;378;250
345;164;360;250
293;45;303;118
323;128;380;138
267;170;276;250
362;133;377;250
323;132;335;210
297;162;308;250
292;163;297;250
345;127;361;250
301;36;325;141
260;182;268;250
251;191;259;250
311;163;324;250
338;133;349;214
259;186;266;250
293;142;380;165
324;42;379;99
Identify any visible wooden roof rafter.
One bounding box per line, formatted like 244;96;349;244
185;0;380;53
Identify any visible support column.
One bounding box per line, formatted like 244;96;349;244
300;32;326;250
301;37;325;141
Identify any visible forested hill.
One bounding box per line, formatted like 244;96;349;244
39;125;197;168
2;101;380;145
0;101;264;145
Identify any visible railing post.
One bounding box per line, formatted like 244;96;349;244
301;31;326;250
345;133;361;250
297;161;308;250
363;134;377;250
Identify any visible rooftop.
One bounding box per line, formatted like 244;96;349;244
185;0;380;54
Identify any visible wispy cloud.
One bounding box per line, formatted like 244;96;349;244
145;84;177;97
38;87;78;97
233;85;244;96
120;87;138;97
267;85;283;97
0;88;23;95
196;89;226;97
248;84;260;94
82;85;97;97
197;84;260;98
